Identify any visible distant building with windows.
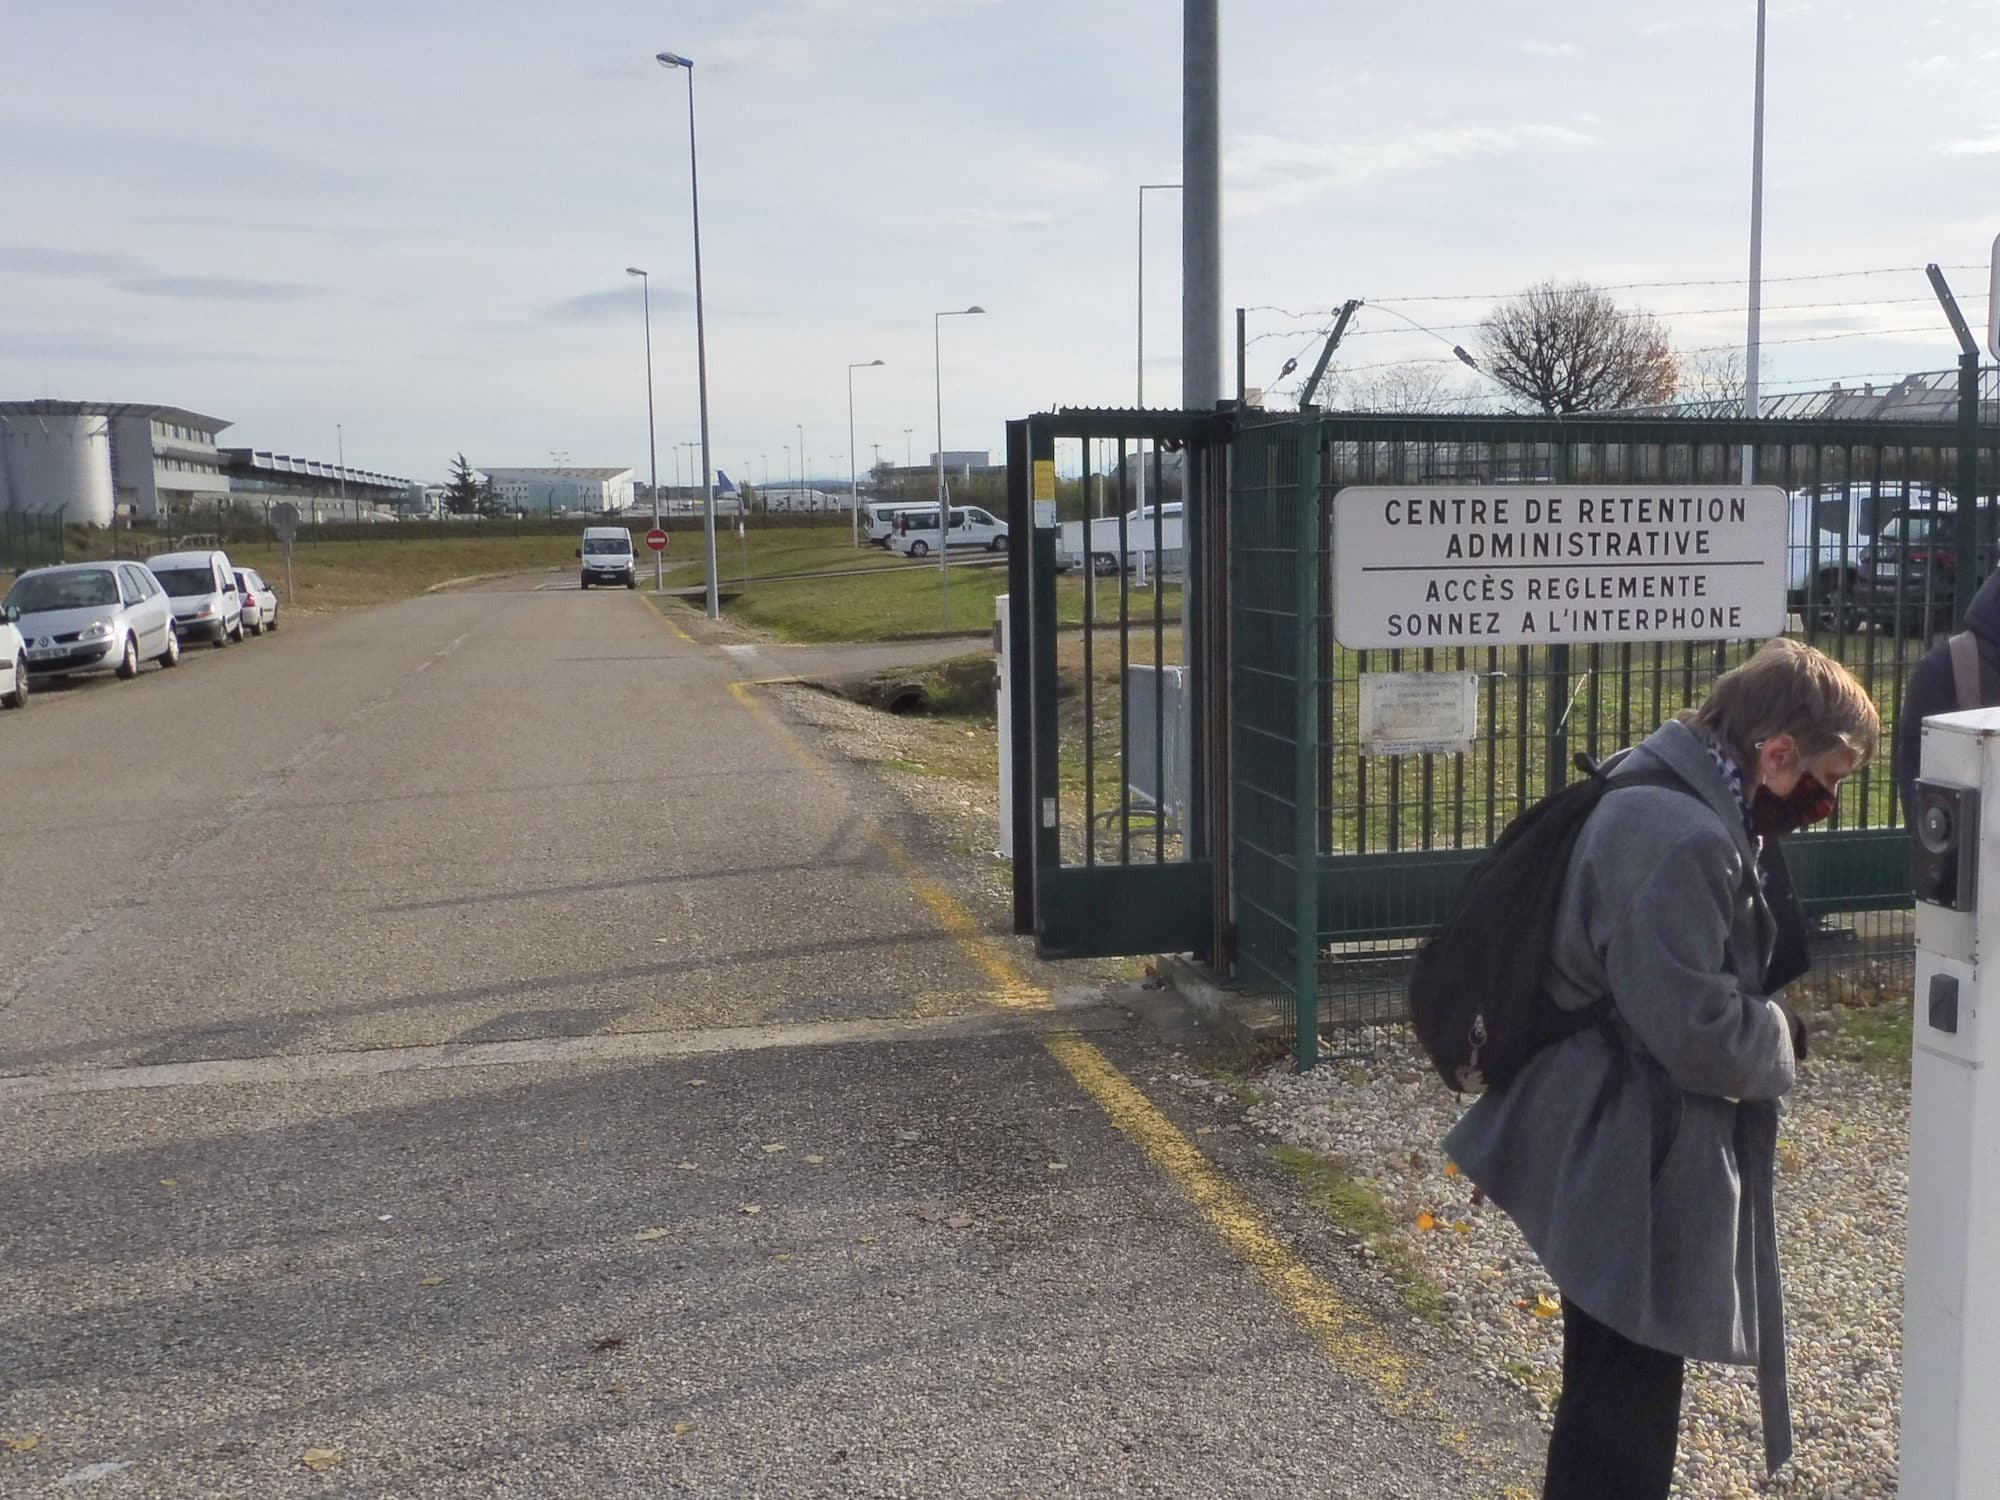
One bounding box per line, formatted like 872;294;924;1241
930;450;991;472
0;400;231;526
479;466;635;515
220;448;413;521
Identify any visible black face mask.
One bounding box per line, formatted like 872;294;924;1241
1749;772;1837;838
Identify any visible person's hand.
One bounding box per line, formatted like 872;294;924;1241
1776;997;1810;1063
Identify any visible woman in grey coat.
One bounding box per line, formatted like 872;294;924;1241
1445;640;1879;1499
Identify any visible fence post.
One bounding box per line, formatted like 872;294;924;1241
1955;350;1981;630
1292;409;1323;1069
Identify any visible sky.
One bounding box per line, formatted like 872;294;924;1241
1;0;1996;486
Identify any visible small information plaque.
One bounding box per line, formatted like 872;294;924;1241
1359;672;1479;757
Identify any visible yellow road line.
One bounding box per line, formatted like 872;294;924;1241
723;675;1425;1406
637;592;695;643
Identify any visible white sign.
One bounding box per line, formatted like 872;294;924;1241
1332;485;1790;649
1360;672;1478;756
1989;232;1999;362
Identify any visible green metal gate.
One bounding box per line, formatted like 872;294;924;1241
1232;396;1998;1067
1005;410;1229;961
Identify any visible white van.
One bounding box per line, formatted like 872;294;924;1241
578;526;637;589
863;502;929;547
149;549;245;645
888;506;1008;558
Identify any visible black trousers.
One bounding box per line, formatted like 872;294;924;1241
1543;1296;1686;1500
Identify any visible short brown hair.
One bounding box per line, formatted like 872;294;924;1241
1685;639;1880;768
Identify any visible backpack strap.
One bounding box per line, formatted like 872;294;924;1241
1951;631;1983;712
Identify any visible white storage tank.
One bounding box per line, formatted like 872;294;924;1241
0;410;115;526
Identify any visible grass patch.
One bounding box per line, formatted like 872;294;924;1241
1812;994;1913;1075
1268;1143;1448;1322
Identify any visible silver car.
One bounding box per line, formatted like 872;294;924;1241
3;561;181;680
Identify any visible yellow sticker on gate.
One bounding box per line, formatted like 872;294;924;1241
1032;460;1056;502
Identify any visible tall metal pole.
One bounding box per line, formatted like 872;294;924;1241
1138;182;1181;528
1182;0;1221;411
658;52;718;619
628;267;663;590
935;314;948;625
797;423;805;515
847;360;882;549
1742;0;1767;482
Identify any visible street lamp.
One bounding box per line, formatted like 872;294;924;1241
847;361;885;547
933;305;986;628
1742;0;1768;482
656;49;718;620
795;422;806;518
1137;183;1181;523
626;266;664;589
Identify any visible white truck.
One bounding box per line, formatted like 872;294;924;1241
1057;503;1184;577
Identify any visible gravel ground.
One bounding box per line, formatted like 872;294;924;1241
1227;1027;1907;1497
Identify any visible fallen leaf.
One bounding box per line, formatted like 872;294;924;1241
419;1275;446;1287
895;1129;922;1143
603;1384;627;1395
740;1204;762;1216
858;1234;876;1244
943;1213;975;1230
2;1436;39;1453
1470;1186;1487;1208
773;1253;792;1263
686;1079;708;1088
760;1143;786;1154
300;1448;342;1472
804;1155;825;1164
1453;1221;1472;1235
159;1178;178;1188
1444;1161;1461;1178
634;1228;672;1243
594;1337;625;1352
1415;1211;1438;1232
914;1208;941;1223
1046;1162;1069;1172
672;1422;693;1436
1532;1293;1561;1319
675;1161;700;1171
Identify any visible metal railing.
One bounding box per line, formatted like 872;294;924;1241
0;510;65;576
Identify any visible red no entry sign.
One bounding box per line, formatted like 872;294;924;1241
645;528;669;552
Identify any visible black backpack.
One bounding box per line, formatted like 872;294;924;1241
1407;755;1695;1094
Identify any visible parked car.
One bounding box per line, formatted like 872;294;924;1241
863;502;929;547
1787;482;1945;633
234;568;280;634
149;549;245;646
1859;502;1995;635
1058;501;1185;576
2;561;180;680
0;601;26;708
578;526;638;589
888;505;1008;557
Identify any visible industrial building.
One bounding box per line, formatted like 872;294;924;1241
220;448;413;521
0;400;231;526
479;467;634;516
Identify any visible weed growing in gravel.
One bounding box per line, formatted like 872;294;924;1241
1268;1143;1449;1323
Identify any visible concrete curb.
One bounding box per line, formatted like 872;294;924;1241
1161;954;1288;1050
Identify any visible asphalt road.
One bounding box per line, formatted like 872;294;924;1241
0;582;1539;1496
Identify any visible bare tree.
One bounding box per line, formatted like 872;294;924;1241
1678;346;1748;408
1324;361;1489;414
1478;281;1679;414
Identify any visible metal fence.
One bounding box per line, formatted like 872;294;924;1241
0;511;65;576
1231;405;1999;1066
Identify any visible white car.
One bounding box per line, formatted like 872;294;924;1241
0;603;25;708
1786;482;1945;633
234;568;280;634
149;549;245;646
3;561;181;681
863;502;929;547
888;505;1008;558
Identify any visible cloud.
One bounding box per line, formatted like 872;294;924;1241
948;208;1057;231
0;245;148;279
116;275;326;302
1521;41;1580;57
1026;156;1112;193
0;327;347;366
540;286;692;325
1228;123;1596;215
1941;131;2000;156
1914;54;1954;74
